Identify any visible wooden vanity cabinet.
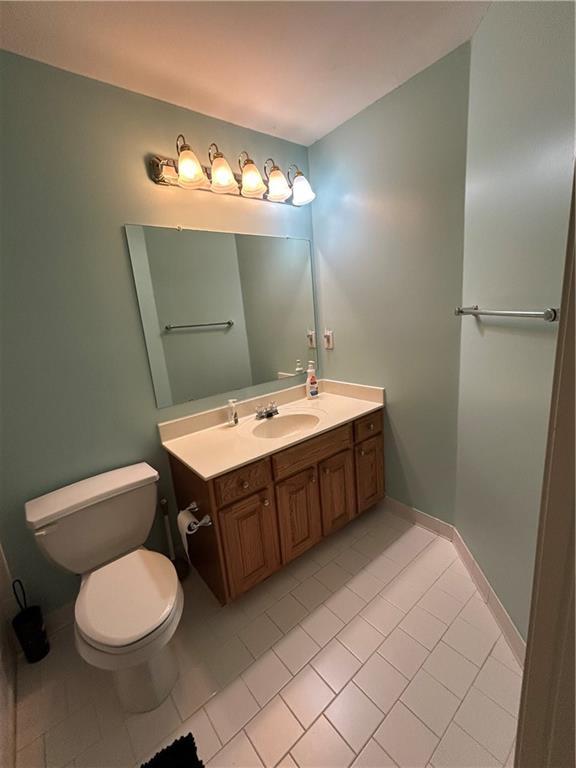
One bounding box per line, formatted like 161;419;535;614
219;487;280;599
167;408;385;604
319;450;356;535
276;468;322;563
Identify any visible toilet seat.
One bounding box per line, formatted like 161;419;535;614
75;548;179;648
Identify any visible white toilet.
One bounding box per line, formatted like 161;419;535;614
25;463;184;713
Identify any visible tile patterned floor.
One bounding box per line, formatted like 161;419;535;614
15;502;523;768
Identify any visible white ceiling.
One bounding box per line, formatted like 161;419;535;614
0;1;489;146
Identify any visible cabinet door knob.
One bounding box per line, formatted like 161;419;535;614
369;423;374;431
242;480;250;490
263;498;270;506
360;449;366;457
310;473;316;483
324;468;331;475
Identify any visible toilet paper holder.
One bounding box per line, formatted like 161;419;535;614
181;502;212;534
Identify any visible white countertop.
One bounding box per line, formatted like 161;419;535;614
162;391;383;480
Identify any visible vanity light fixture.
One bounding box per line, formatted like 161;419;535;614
238;151;267;199
264;158;292;203
208;143;239;194
149;137;315;205
176;135;210;189
288;164;316;206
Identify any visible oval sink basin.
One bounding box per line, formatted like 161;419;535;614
252;413;320;439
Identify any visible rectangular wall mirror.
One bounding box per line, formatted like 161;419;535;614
126;225;318;408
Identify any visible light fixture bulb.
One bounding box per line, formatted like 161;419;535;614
240;157;266;199
176;135;209;189
291;172;316;206
265;161;292;203
209;145;239;194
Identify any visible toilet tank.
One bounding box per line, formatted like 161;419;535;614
25;463;159;574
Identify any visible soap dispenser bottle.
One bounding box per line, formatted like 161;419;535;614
227;399;239;426
306;361;319;399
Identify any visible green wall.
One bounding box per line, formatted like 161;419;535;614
309;44;470;524
0;52;311;610
454;1;574;638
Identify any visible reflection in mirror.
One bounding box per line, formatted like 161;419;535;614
126;225;318;408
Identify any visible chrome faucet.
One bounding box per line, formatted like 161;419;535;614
255;401;279;420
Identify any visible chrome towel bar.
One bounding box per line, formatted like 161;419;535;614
164;320;234;331
455;305;559;322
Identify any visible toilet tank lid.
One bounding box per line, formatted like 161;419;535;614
25;463;159;530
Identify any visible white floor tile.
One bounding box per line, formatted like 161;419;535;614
277;754;299;768
431;722;500;768
207;731;264;767
204;678;260;745
351;738;397;767
16;736;45;768
346;569;385;602
381;526;434;566
458;597;501;642
240;614;283;658
171;664;219;720
281;665;334;728
401;669;460;736
418;586;464;625
423;642;479;699
242;650;292;707
207;604;251;643
364;554;403;585
378;627;429;679
443;618;495;667
290;716;355;768
335;548;371;575
353;653;408;713
74;725;134;768
400;606;447;650
435;567;476;603
235;583;278;619
325;682;385;752
338;616;384;662
265;571;300;601
292;576;333;610
316;562;354;591
454;687;516;762
124;696;181;762
205;635;254;687
267;593;308;633
311;639;362;692
411;538;457;579
16;677;68;751
474;657;522;717
285;552;322;582
44;705;100;768
274;626;320;674
491;636;522;675
361;596;404;636
180;708;222;764
326;587;367;623
374;701;438;768
380;571;436;613
245;696;304;767
301;605;345;647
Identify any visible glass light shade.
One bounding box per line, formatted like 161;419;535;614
177;149;208;189
241;162;266;198
266;168;292;202
210;155;239;194
291;173;316;206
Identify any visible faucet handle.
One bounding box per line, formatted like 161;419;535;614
255;404;266;419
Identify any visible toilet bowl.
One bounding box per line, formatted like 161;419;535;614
25;463;184;713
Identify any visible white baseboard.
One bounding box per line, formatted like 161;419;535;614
384;496;526;667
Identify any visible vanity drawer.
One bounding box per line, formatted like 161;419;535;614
214;459;272;507
354;410;383;443
273;424;353;481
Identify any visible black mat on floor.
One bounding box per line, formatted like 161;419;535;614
141;733;204;768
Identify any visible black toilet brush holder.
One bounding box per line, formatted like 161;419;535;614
11;579;50;664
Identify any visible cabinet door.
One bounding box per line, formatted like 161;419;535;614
355;436;385;514
276;468;322;563
219;489;280;598
319;450;356;535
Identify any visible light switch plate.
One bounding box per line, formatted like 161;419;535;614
323;329;334;349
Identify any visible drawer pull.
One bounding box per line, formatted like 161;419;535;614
263;498;270;507
241;481;250;490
